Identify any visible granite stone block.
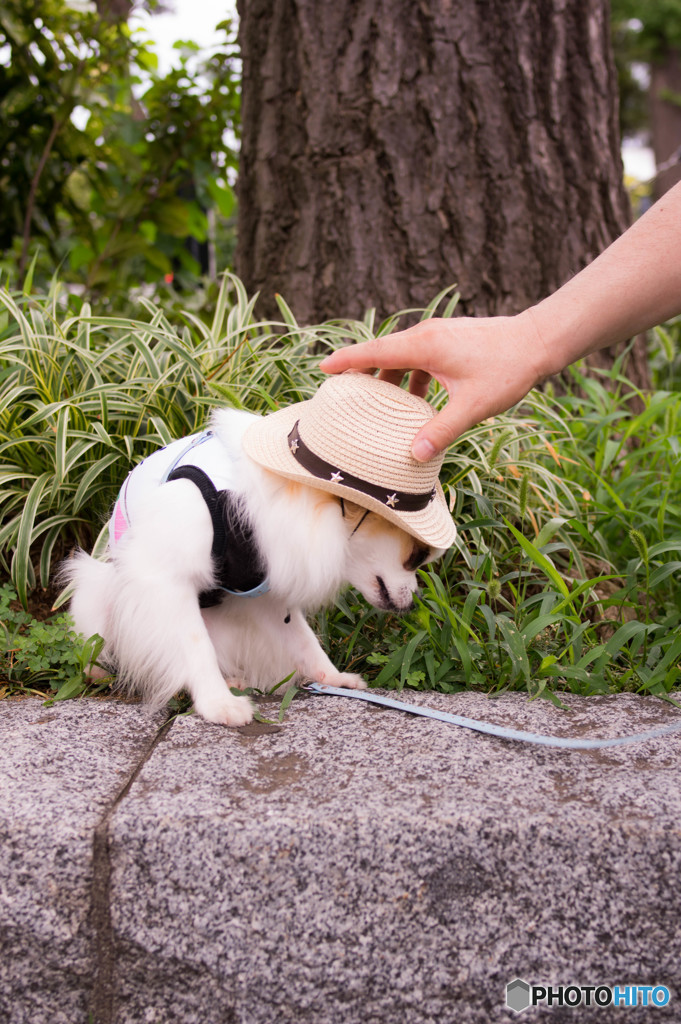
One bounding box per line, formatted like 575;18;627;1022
0;699;166;1024
106;690;681;1023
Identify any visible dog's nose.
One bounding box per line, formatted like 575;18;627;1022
376;577;415;613
376;576;392;608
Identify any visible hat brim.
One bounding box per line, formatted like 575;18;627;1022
242;403;457;550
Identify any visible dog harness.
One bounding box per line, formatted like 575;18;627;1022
110;432;269;606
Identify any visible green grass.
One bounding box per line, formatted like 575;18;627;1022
0;582;106;701
1;275;679;704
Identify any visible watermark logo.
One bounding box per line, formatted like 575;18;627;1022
507;980;532;1013
506;979;670;1013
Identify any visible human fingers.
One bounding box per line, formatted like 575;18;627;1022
366;367;432;393
410;390;488;461
377;368;409;387
407;369;432;397
319;326;435;375
377;367;432;396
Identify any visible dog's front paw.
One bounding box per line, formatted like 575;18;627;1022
194;690;253;727
86;663;114;682
321;671;368;691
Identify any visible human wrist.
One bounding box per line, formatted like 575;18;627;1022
514;307;563;383
523;292;603;380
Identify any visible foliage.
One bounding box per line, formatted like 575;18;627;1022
0;277;679;708
0;0;239;300
611;0;681;61
319;356;681;703
0;274;356;605
650;314;681;391
611;0;681;142
0;581;106;699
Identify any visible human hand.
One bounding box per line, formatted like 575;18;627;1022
319;311;550;460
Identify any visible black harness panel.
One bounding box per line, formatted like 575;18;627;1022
166;466;266;607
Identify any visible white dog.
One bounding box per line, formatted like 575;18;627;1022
64;374;456;726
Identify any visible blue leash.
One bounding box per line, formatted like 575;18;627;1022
306;682;681;750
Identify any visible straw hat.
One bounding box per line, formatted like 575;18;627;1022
242;373;457;549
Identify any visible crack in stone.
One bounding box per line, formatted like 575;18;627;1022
89;711;176;1024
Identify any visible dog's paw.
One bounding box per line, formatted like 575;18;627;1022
194;690;253;727
225;676;249;692
322;671;368;691
86;664;113;682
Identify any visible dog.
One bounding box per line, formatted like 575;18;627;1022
64;375;457;726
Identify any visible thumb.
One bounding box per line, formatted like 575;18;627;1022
411;399;472;461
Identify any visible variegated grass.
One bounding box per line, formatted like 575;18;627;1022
1;275;679;702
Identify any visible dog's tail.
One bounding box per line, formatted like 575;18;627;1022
60;551;113;647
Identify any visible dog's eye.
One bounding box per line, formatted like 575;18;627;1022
403;545;431;571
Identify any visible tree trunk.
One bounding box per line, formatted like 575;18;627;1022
237;0;648;387
650;48;681;199
94;0;133;19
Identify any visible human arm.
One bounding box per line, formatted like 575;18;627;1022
319;181;681;460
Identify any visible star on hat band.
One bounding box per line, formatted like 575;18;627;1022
286;421;436;513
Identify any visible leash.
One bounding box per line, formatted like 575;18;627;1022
305;682;681;750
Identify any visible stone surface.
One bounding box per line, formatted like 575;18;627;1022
0;698;166;1024
3;690;681;1022
105;689;681;1023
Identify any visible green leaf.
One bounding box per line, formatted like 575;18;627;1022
497;616;531;684
207;177;236;219
53;675;86;701
278;685;299;721
139;220;158;244
373;646;407;687
0;83;37;117
400;630;427;690
155;198;192;237
603;620;650;657
274;293;299;329
72;451;122;512
518;613;562;644
251;708;278;725
13;472;51;609
136;48;159;72
648;561;681;589
503;518;572;601
69;243;94;273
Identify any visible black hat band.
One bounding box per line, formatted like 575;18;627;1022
287;420;436;512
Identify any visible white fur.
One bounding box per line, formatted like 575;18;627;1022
64;408;441;727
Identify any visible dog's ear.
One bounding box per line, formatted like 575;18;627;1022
403;543;432;571
340;498;369;524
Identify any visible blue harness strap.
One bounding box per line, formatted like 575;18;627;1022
159;431;214;482
306;683;681;750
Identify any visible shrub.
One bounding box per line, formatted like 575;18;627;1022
0;582;105;699
1;276;679;701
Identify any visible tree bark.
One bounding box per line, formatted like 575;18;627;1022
650;48;681;199
237;0;647;386
94;0;134;19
